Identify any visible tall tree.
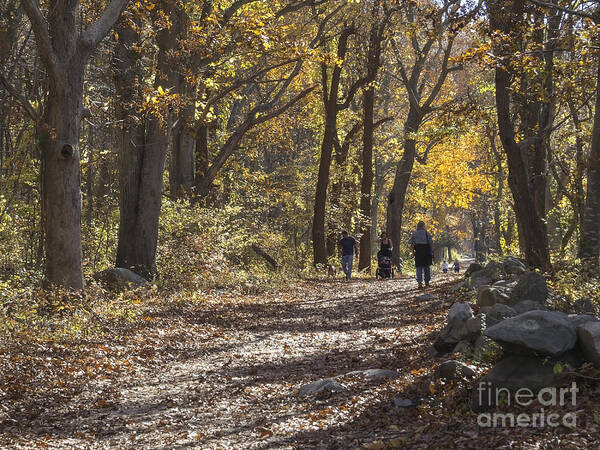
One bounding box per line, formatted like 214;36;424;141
189;0;321;199
386;0;470;268
115;0;317;278
20;0;128;288
358;1;387;271
528;0;600;267
114;1;184;279
488;0;561;270
312;24;366;266
581;39;600;268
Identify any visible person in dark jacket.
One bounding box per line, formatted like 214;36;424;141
338;230;359;280
410;221;433;288
453;259;460;273
378;232;393;257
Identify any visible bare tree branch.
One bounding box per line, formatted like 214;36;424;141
275;0;327;20
79;0;129;50
528;0;597;20
0;74;39;122
374;116;394;128
19;0;60;80
337;76;368;110
422;34;455;111
254;59;304;114
253;84;317;124
222;0;259;23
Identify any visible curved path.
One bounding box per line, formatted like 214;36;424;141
2;268;592;448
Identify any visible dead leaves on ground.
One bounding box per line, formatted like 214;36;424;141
1;276;599;448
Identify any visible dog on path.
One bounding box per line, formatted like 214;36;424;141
327;264;337;278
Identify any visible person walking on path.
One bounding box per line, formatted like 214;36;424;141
453;259;460;273
338;230;359;280
378;232;393;257
410;221;434;288
442;260;449;273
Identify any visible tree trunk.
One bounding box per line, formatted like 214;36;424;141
567;100;586;255
20;0;127;288
169;78;196;197
580;57;600;268
114;11;179;279
113;23;146;275
40;67;85;288
312;116;337;266
489;0;552;270
358;12;383;271
194;123;209;198
387;109;420;268
472;216;487;263
169;118;196;197
358;84;374;270
85;121;94;228
488;129;504;255
371;159;386;259
311;27;354;267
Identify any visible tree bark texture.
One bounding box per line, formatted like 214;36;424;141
312;27;353;266
114;4;182;279
580;56;600;267
20;0;128;288
489;0;552;270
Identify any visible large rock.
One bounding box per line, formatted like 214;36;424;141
448;302;473;321
394;396;415;408
502;256;526;275
93;267;149;288
450;281;468;292
435;360;475;381
467;315;485;335
299;378;345;396
479;303;517;327
434;303;477;352
577;321;600;367
471;355;556;411
469;262;505;290
346;369;399;380
484;310;577;357
508;271;548;306
469;270;493;290
477;286;509;307
493;279;518;290
483;261;505;281
416;293;437;302
465;262;483;277
513;300;546;314
568;314;597;328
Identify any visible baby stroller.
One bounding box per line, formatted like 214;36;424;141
376;250;393;279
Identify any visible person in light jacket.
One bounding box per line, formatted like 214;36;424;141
410;221;433;289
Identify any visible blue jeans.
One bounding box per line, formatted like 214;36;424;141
341;255;354;279
416;265;431;284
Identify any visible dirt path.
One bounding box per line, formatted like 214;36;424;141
3;272;463;449
4;270;590;449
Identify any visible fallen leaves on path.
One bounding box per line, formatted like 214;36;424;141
1;274;598;448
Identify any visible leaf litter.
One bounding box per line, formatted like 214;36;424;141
1;273;599;448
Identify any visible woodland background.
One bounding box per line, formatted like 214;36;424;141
2;0;600;447
1;0;598;293
0;0;599;342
